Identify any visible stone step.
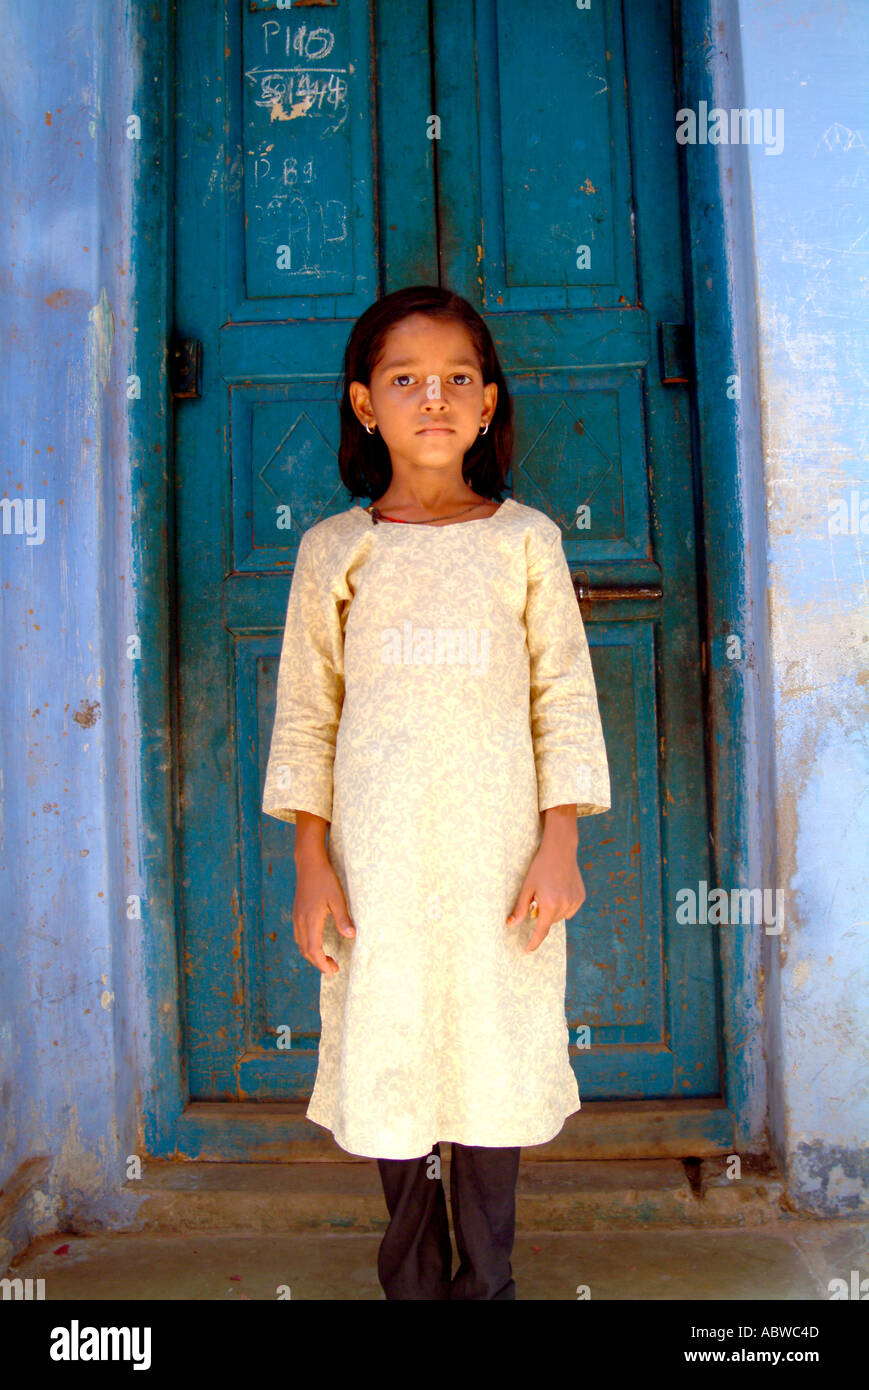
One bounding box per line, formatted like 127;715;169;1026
125;1156;785;1234
174;1098;737;1161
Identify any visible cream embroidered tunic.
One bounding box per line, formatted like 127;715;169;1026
262;497;611;1159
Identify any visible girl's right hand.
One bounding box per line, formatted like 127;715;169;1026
292;854;356;976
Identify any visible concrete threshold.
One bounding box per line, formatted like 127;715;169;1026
119;1154;785;1234
7;1219;869;1301
6;1156;868;1301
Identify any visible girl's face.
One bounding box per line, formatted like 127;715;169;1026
349;314;498;482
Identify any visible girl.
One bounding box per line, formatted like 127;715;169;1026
262;286;611;1300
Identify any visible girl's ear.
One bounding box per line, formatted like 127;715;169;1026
348;381;374;430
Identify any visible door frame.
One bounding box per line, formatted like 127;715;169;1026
132;0;774;1157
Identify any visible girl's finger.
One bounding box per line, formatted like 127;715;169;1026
524;919;551;953
506;888;535;926
310;943;339;976
301;909;340;975
329;896;356;937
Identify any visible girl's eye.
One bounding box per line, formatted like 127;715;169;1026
390;374;474;386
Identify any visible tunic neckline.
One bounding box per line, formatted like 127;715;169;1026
358;497;514;530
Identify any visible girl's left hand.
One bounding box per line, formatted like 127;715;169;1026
506;842;586;952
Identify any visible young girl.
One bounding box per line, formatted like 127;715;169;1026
262;286;611;1300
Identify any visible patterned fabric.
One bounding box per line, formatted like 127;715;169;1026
262;498;611;1158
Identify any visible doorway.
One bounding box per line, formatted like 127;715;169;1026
168;0;726;1156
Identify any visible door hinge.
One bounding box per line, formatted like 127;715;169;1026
657;322;692;385
170;333;202;399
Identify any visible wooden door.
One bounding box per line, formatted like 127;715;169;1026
173;0;719;1135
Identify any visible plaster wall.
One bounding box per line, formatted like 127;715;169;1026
736;0;869;1214
0;0;145;1258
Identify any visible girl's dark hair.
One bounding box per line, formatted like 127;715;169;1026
337;285;513;502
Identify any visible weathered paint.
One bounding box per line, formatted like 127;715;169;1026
173;0;720;1137
735;0;869;1216
677;0;775;1160
0;0;176;1264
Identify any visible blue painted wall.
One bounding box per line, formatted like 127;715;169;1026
0;0;145;1261
736;0;869;1214
0;0;865;1269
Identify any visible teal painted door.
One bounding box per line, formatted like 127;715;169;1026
174;0;719;1112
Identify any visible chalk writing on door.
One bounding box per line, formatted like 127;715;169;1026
243;15;353;292
245;22;348;132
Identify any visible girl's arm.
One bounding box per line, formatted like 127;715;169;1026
541;803;579;847
293;810;356;977
262;529;345;826
506;520;611;948
294;809;330;863
507;804;585;947
262;531;353;974
524;520;611;818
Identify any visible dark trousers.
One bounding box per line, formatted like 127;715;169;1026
375;1141;521;1300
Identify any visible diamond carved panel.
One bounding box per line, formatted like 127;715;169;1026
231;391;345;572
511;376;651;566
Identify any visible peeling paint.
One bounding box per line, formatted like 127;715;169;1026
790;959;811;992
71;700;101;729
269;95;315;122
88;287;115;399
790;1142;869;1217
736;0;869;1214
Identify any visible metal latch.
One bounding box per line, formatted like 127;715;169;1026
573;572;663;621
657;322;692;385
170;334;202;399
575;582;664;603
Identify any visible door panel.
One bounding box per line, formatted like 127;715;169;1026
173;0;720;1114
174;0;433;1098
464;0;635;306
433;0;717;1095
231;0;378;316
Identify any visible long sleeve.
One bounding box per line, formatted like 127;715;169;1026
262;528;345;824
525;520;611;817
